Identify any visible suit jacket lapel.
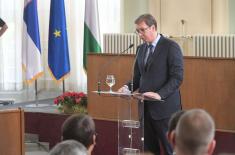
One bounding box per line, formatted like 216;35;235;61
145;37;165;71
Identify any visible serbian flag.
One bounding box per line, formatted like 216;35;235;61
48;0;70;82
22;0;43;84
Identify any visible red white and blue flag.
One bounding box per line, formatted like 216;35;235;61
22;0;43;84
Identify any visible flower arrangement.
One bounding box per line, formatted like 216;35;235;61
54;92;87;114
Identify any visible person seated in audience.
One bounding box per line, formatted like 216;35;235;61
0;18;8;37
49;140;88;155
167;110;185;147
173;109;216;155
62;114;97;155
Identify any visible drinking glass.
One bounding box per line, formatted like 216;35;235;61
106;75;115;92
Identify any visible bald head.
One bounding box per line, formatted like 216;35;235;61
49;140;87;155
175;109;215;155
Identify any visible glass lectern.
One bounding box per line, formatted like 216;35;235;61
93;91;144;155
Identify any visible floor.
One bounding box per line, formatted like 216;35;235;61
25;143;49;155
0;89;61;104
0;89;61;155
0;89;61;113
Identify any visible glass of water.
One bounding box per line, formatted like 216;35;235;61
106;75;115;92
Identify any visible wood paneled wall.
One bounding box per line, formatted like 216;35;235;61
87;54;235;130
181;57;235;130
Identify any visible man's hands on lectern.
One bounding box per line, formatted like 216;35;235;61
118;87;162;101
118;85;131;99
118;85;130;94
142;92;161;100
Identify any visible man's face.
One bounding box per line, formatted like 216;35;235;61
135;21;155;43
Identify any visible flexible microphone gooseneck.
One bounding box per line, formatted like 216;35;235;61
97;44;134;94
130;46;140;93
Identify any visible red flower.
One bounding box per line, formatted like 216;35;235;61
75;98;81;104
54;91;87;107
54;98;59;105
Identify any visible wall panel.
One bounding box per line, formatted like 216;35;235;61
88;54;235;130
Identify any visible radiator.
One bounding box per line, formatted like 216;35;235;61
193;35;235;58
103;33;142;54
103;33;235;58
103;33;191;55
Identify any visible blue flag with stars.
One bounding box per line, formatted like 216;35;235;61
48;0;70;81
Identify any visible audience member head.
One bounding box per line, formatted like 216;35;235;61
174;109;216;155
49;140;87;155
62;114;96;155
167;110;185;146
168;110;186;133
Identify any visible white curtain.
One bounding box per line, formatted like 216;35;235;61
0;0;23;91
98;0;121;47
0;0;120;92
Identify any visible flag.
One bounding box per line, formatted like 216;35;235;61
22;0;43;84
48;0;70;81
83;0;101;69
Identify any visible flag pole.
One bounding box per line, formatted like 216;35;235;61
35;79;39;107
35;80;38;97
63;80;65;93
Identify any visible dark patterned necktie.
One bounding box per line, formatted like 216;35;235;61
144;45;154;66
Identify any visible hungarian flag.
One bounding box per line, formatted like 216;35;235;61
83;0;101;70
22;0;43;84
48;0;70;82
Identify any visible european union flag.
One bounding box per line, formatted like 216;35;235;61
48;0;70;81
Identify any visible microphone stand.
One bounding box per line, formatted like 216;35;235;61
97;44;134;94
126;46;140;150
130;47;140;94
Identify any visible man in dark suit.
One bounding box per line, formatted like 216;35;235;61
119;14;184;155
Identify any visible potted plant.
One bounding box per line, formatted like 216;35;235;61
54;92;87;114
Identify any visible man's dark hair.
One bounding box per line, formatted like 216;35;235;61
168;110;185;133
62;114;95;148
135;13;157;29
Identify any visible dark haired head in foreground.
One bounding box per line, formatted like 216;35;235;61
62;114;96;155
167;110;185;147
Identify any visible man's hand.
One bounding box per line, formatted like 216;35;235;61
118;85;131;99
118;85;130;93
142;92;161;100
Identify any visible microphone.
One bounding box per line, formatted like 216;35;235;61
97;43;134;94
126;44;134;51
116;44;134;55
